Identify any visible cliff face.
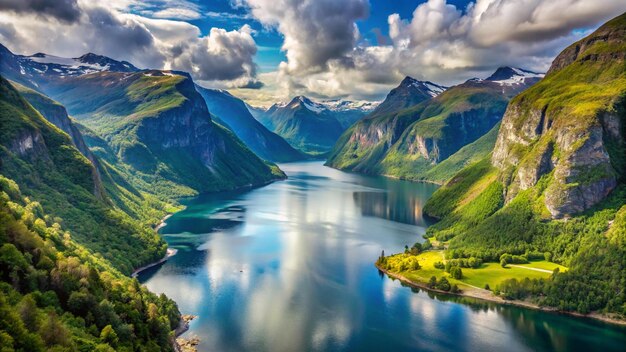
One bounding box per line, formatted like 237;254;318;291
326;77;445;172
196;86;304;162
387;82;509;165
491;14;626;218
13;82;105;199
327;75;527;183
36;70;283;194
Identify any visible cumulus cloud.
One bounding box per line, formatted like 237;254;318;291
151;8;201;20
0;0;259;87
0;0;81;23
243;0;369;75
242;0;626;101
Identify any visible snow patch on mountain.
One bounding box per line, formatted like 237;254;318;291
486;67;544;86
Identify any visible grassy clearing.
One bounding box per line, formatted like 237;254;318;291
382;250;567;291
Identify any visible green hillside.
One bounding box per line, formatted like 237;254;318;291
0;77;169;273
421;13;626;316
42;71;284;198
327;80;510;183
0;174;180;351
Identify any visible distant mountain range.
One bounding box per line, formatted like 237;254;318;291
421;13;626;317
250;95;376;154
0;45;138;89
195;86;305;162
326;66;543;183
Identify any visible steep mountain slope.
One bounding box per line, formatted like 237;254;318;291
37;70;284;196
371;77;446;116
10;81;104;183
0;77;167;273
326;77;448;173
195;86;305;162
0;43;138;90
251;96;373;154
423;13;626;316
253;96;345;154
327;70;540;182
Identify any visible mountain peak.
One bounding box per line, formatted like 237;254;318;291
280;95;326;113
75;52;139;72
399;76;447;97
485;66;543;85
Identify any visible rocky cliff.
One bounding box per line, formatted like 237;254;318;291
196;86;305;162
491;14;626;218
38;70;283;195
11;82;106;199
326;77;446;173
327;69;537;182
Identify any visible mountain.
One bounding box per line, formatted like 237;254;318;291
423;12;626;316
317;99;378;128
0;43;138;90
370;77;446;116
0;76;181;350
0;44;286;196
253;96;348;154
195;86;305;162
9;81;103;177
325;77;449;174
326;69;540;182
0;76;171;273
35;70;284;196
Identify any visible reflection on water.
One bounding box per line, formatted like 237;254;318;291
139;161;626;352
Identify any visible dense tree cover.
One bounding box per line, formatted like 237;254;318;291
426;159;626;315
377;253;421;272
427;276;454;292
0;77;169;273
0;176;180;351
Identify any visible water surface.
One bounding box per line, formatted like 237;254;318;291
140;161;626;352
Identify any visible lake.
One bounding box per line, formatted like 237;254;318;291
139;161;626;352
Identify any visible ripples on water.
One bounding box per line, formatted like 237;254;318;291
139;161;626;352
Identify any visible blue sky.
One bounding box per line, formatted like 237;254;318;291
1;0;625;105
158;0;475;73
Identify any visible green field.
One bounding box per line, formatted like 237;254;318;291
383;251;567;291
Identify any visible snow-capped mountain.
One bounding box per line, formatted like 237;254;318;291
368;77;447;117
269;96;377;115
25;52;138;76
0;43;139;89
485;67;544;86
317;99;379;112
402;77;447;97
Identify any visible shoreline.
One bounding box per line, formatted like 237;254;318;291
173;315;198;352
323;163;445;186
155;213;173;232
131;247;178;278
376;264;626;327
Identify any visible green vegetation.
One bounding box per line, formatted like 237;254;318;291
196;86;305;162
327;79;509;183
380;250;566;295
417;13;626;316
421;123;500;183
44;71;284;199
0;77;168;274
0;175;180;351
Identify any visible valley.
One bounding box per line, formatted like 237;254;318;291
0;4;625;352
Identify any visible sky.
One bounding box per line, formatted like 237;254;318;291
1;0;625;106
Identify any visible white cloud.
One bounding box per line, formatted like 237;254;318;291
151;8;202;20
2;0;626;104
0;0;259;87
243;0;369;75
240;0;626;102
